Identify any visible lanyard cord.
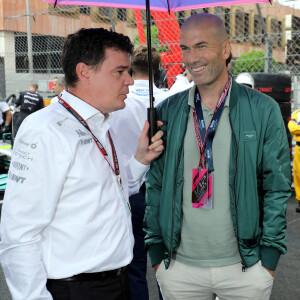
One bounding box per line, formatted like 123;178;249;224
192;76;232;171
58;97;120;176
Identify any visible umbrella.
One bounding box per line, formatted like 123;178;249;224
46;0;271;12
45;0;272;138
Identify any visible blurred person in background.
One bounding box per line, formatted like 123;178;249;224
288;111;300;213
154;66;168;91
168;66;194;96
112;44;167;300
13;83;44;136
51;75;66;104
235;72;255;89
0;100;12;136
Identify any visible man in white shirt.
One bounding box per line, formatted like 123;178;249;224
168;67;194;96
50;75;66;104
0;28;164;300
0;101;12;135
112;45;168;300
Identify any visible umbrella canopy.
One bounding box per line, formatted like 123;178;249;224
45;0;271;12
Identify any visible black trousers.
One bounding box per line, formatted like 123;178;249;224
128;188;148;300
129;185;163;300
46;269;131;300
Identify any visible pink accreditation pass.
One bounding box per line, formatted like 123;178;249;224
192;168;213;209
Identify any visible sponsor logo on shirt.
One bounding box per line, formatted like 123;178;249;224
18;139;38;149
11;161;29;171
132;88;149;96
24;100;36;107
8;171;26;184
57;117;68;127
19;139;29;147
76;129;88;137
13;150;34;161
24;94;39;101
80;138;93;145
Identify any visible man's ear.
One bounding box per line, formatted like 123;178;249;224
76;62;91;85
223;40;231;60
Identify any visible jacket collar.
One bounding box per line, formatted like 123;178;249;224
187;81;232;110
229;80;240;112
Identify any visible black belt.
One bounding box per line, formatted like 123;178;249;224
297;142;300;147
48;266;127;282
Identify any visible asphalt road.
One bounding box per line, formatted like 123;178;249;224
1;195;299;300
269;195;300;300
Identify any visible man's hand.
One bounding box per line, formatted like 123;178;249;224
265;267;275;277
134;121;164;165
153;264;160;273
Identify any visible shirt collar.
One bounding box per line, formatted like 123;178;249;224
188;85;197;108
60;90;112;123
188;77;232;109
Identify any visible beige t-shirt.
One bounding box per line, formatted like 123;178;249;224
175;85;241;267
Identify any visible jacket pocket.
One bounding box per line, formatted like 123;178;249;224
241;236;261;248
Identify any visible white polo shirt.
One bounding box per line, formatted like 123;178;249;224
0;90;148;299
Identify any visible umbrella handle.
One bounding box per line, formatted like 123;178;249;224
147;107;157;142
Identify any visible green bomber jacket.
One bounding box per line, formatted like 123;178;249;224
144;80;291;271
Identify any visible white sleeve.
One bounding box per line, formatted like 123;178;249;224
0;102;9;112
0;124;71;299
126;156;149;196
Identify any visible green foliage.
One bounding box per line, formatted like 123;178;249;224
233;50;278;75
133;25;168;53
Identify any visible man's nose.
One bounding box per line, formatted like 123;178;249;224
125;72;134;86
187;49;199;64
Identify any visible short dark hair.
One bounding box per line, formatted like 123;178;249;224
61;28;134;87
131;45;161;76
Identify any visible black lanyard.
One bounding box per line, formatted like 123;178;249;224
58;97;120;177
192;76;231;172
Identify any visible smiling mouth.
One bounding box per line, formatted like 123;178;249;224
192;65;207;72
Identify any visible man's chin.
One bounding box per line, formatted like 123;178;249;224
113;102;126;112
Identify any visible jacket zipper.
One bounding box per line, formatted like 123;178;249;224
229;115;246;272
169;143;184;263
